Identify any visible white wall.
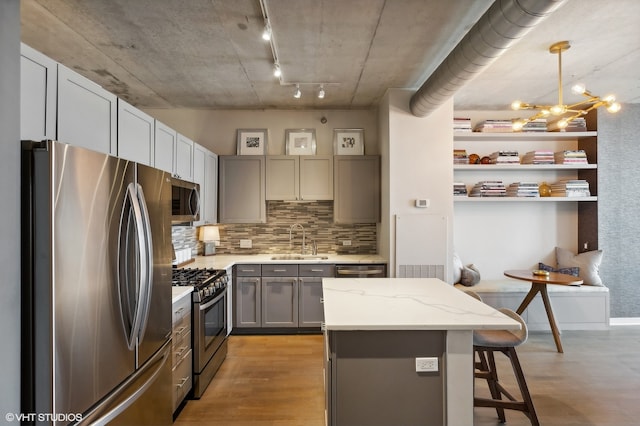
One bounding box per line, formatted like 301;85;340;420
144;108;379;156
379;89;454;278
0;0;21;415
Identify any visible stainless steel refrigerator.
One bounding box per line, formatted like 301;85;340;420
21;140;172;425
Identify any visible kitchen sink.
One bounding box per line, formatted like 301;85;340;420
270;255;329;260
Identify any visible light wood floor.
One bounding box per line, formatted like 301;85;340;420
174;328;640;426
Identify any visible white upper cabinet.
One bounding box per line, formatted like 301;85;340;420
117;99;155;165
154;120;177;174
20;43;57;141
175;133;195;181
193;144;218;225
57;64;117;155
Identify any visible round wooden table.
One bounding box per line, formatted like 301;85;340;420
504;270;583;353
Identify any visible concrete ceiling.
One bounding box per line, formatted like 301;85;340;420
20;0;640;112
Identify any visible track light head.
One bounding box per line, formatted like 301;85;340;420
318;86;325;99
293;85;301;99
262;22;271;41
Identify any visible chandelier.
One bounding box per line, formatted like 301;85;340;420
511;41;621;131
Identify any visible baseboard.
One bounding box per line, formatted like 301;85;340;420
610;317;640;326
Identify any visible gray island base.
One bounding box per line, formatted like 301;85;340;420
322;278;519;426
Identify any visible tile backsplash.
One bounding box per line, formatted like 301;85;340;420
171;201;378;256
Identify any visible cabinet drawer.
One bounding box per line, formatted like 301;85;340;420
172;312;191;341
172;295;191;326
299;264;335;277
172;330;191;368
172;348;192;411
262;264;298;276
235;264;262;276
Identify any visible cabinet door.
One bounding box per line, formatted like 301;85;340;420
334;156;380;223
20;44;57;140
57;64;117;155
300;155;333;200
219;156;266;223
154;120;177;174
262;277;298;327
117;99;154;165
193;144;207;225
266;156;299;200
205;150;218;224
175;133;194;181
235;277;261;327
298;277;324;327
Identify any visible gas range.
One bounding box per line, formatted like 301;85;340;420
172;267;228;303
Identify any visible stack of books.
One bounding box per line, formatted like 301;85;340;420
521;150;555;164
453;182;468;197
473;120;514;133
453;149;469;164
566;117;587;132
506;182;540;197
490;150;520;164
522;118;548;132
550;179;591;197
453;117;472;132
469;181;507;197
554;150;588;165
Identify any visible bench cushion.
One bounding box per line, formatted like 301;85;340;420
461;279;609;293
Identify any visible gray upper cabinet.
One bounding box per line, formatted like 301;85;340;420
219;156;266;224
154;120;177;174
175;133;194;181
266;155;333;201
20;43;57;141
117;99;155;165
57;64;117;155
334;156;380;224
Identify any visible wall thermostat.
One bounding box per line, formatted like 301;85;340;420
415;199;429;208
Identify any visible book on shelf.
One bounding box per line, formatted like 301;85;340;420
453;149;469;164
453;117;472;132
547;117;587;132
506;182;540;197
469;180;507;197
554;150;588;164
453;182;468;196
522;118;548;132
489;150;520;164
550;179;591;197
521;150;555;164
473;119;514;133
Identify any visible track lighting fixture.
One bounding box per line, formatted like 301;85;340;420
261;21;272;41
273;63;282;78
318;86;325;99
293;85;302;99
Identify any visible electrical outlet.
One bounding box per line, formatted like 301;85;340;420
415;357;438;372
239;239;252;248
342;240;352;246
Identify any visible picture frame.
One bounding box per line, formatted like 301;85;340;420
285;128;317;155
333;128;365;155
236;128;268;155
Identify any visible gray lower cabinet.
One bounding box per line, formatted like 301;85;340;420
233;263;332;330
172;294;192;413
234;264;262;328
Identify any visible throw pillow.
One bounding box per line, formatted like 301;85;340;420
460;264;481;287
555;247;604;286
452;251;463;283
538;262;580;277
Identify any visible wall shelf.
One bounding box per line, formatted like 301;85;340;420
454;196;597;202
454;131;597;141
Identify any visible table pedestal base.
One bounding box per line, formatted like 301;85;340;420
516;282;564;353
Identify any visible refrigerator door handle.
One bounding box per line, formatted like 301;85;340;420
134;184;154;344
118;182;148;350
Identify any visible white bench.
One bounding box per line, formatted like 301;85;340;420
455;280;610;331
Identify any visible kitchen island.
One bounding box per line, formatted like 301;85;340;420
322;278;520;426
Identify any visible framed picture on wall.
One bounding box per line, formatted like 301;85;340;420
333;128;364;155
237;129;268;155
285;128;317;155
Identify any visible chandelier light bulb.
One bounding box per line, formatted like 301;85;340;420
550;104;566;116
512;120;525;131
607;101;621;113
540;109;551;117
557;118;569;129
511;100;523;110
571;83;586;95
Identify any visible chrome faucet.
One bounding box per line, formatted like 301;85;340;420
289;223;306;254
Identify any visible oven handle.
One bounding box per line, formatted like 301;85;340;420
199;290;226;311
336;268;385;275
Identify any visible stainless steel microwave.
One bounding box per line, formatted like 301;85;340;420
171;177;200;223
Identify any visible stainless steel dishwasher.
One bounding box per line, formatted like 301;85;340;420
334;264;387;278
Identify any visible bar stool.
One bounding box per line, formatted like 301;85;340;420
465;290;539;426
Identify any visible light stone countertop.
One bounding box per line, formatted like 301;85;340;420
171;285;193;304
322;278;520;331
184;253;387;271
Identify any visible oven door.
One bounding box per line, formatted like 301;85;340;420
194;289;227;374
